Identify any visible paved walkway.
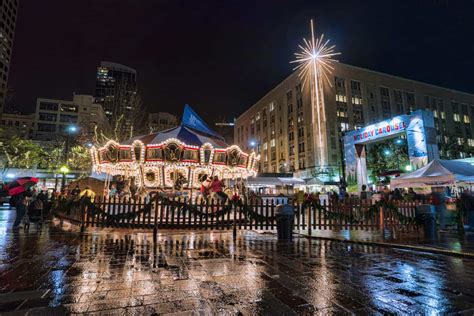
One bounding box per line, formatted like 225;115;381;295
298;228;474;257
1;206;474;315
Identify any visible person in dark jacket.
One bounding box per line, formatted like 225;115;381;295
12;193;30;229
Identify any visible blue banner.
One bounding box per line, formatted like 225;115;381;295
181;104;221;138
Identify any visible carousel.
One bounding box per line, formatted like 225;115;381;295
90;105;259;198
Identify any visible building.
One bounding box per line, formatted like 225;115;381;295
148;112;178;133
0;112;34;138
215;121;235;144
0;0;19;117
94;61;137;135
33;94;107;141
234;63;474;181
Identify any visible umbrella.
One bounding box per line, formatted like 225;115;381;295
3;177;39;196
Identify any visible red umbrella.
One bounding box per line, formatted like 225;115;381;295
3;177;39;196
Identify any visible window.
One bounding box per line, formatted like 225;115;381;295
255;112;260;120
336;94;347;102
380;87;389;97
337;107;347;118
286;90;293;102
289;145;295;155
59;114;78;123
270;139;276;147
335;77;345;89
297;127;304;138
468;139;474;147
454;114;461;122
350;80;361;92
60;104;78;113
298;142;305;153
39;102;59;111
269;102;275;112
288;131;294;141
340;122;349;131
464;115;470;124
263;142;268;150
37;123;56;132
39;113;57;122
351;96;362;105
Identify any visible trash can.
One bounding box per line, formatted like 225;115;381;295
275;204;294;241
416;204;437;239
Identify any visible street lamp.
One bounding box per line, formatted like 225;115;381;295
395;138;403;145
62;125;78;188
383;149;391;156
60;165;70;189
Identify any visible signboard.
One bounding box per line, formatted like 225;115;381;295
343;110;439;189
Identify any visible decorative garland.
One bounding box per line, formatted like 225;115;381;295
302;200;417;226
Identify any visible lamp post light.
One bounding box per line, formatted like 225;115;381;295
62;125;78;189
60;165;70;189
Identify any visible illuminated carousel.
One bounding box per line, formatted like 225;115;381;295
90;106;259;196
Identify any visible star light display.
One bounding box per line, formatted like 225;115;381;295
290;19;340;167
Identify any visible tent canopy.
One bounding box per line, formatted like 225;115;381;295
391;159;474;188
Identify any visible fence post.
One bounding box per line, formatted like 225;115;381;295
233;202;237;241
379;205;384;231
80;199;86;233
307;202;312;237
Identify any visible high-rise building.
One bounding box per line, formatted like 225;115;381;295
33;94;107;141
234;63;474;181
148;112;178;133
94;61;137;135
0;0;19;117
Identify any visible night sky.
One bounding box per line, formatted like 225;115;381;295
8;0;474;124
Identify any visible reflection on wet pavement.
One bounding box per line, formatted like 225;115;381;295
1;205;474;315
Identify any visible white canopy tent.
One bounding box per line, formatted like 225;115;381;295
391;159;474;188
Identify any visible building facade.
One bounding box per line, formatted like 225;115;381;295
234;63;474;181
148;112;178;133
0;112;34;138
0;0;19;116
94;61;137;135
33;94;107;141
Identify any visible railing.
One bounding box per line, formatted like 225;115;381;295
53;196;420;233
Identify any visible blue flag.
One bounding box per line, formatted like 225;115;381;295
181;104;221;138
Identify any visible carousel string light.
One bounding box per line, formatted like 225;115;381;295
290;19;340;167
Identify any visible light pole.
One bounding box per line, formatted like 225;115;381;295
61;125;78;189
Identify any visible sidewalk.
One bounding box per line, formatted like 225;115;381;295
297;228;474;257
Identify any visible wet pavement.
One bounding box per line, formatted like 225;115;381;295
2;205;474;315
299;228;474;256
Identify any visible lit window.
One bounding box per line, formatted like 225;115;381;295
340;122;349;131
336;94;347;102
263;142;268;150
351;96;362;105
457;138;463;145
433;110;438;118
464;115;470;124
441;111;446;119
269;102;275;112
270;139;276;147
453;114;460;122
256;112;260;120
468;139;474;147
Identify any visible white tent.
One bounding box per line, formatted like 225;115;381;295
391;159;474;188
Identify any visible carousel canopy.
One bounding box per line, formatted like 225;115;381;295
123;125;227;148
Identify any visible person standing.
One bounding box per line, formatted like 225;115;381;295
12;193;30;229
80;186;96;201
71;185;81;197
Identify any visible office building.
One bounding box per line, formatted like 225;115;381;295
0;0;19;116
33;94;107;141
148;112;178;133
0;112;34;138
234;63;474;180
94;61;137;135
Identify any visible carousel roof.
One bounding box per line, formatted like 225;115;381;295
122;105;228;148
123;125;228;148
